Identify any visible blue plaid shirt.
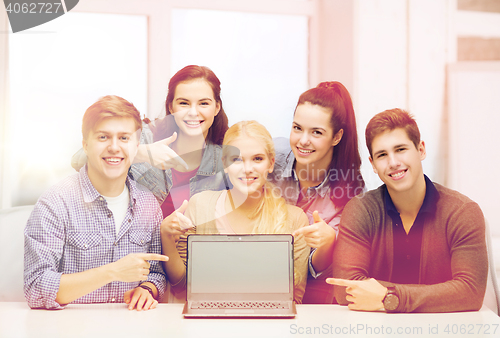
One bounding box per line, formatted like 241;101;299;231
24;166;166;309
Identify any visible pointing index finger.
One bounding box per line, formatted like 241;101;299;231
137;253;170;262
325;278;356;287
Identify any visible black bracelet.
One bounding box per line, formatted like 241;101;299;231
139;283;156;300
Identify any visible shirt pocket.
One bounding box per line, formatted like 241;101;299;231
67;232;102;250
128;230;152;252
65;232;103;272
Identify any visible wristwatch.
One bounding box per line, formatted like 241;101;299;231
382;286;399;312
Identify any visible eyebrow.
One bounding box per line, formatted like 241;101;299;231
373;143;410;157
94;130;132;135
230;153;266;158
176;97;213;102
293;122;327;132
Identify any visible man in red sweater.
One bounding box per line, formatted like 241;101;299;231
328;109;487;313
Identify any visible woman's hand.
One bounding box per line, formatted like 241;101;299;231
293;210;336;273
160;200;194;243
135;132;188;170
292;210;335;249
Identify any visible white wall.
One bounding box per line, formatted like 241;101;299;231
1;0;500;208
448;62;500;236
316;0;452;190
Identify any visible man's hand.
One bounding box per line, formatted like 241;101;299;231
292;211;335;248
109;253;169;283
124;286;158;311
326;278;387;311
137;132;188;170
160;200;194;243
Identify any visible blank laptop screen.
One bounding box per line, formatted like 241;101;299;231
190;241;290;294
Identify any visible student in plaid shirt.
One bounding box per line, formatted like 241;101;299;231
24;96;168;310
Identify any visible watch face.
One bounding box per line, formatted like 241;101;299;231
384;294;399;311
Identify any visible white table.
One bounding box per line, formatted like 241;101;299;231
0;302;499;338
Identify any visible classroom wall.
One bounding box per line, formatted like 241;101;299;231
317;0;451;190
1;0;500;211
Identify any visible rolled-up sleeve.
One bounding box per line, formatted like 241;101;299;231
24;196;66;310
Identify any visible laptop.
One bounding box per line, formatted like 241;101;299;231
182;234;297;318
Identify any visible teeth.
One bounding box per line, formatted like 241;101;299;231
185;121;201;125
391;170;406;178
105;158;121;163
240;178;256;181
298;148;314;154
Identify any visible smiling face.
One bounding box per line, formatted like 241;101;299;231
169;79;220;139
369;128;426;195
224;135;275;199
83;117;139;195
290;102;343;170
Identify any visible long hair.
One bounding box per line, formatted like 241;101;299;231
150;65;229;145
296;82;365;206
223;121;290;234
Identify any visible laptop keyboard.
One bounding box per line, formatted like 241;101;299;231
190;301;289;310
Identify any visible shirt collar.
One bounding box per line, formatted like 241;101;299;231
385;174;439;216
283;150;332;198
79;165;137;208
198;141;218;176
282;149;296;178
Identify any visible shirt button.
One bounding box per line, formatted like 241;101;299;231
405;238;409;243
83;244;88;249
128;219;131;223
99;197;104;201
140;239;144;244
407;255;411;260
111;298;116;302
108;214;112;218
113;242;117;246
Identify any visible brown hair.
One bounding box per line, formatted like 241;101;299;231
365;108;420;158
82;95;141;140
151;65;229;145
296;81;365;206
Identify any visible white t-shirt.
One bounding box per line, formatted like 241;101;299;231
103;185;130;234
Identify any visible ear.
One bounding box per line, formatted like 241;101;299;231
332;129;344;147
222;156;229;174
82;139;88;155
369;156;377;174
268;156;275;174
135;129;141;146
214;101;221;117
418;140;426;161
168;103;173;115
